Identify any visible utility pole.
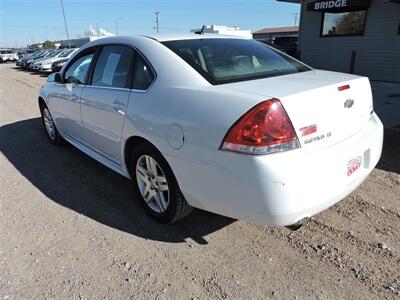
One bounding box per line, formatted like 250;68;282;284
60;0;71;49
154;11;160;33
293;12;299;27
115;17;123;36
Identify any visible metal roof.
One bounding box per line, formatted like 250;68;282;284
252;26;299;35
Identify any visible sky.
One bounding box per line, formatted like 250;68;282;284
0;0;300;48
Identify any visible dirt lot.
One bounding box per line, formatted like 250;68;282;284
0;63;399;299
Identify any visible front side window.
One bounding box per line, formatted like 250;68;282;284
132;54;155;90
163;38;309;85
91;45;134;88
321;11;367;36
64;52;94;84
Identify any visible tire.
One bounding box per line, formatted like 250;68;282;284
130;142;193;223
39;103;64;145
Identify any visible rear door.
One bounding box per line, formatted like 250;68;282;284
80;45;134;164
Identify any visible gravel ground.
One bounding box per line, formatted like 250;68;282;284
0;64;399;299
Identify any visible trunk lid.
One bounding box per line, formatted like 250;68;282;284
221;69;373;150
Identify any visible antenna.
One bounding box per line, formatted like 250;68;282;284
154;11;160;33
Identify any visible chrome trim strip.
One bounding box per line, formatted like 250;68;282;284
84;85;131;92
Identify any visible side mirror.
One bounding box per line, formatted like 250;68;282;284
47;72;62;83
54;72;62;83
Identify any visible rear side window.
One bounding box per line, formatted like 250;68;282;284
92;45;134;89
162;38;310;85
132;54;154;90
64;52;94;84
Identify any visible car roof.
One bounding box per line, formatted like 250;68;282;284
84;33;249;47
142;33;250;42
79;34;250;52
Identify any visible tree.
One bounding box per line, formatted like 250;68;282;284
28;43;41;50
42;40;56;49
335;11;367;35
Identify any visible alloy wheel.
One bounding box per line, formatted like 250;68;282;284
136;155;170;213
42;108;56;140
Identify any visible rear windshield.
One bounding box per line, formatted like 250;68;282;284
162;38;310;85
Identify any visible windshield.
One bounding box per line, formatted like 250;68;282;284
46;50;61;58
162;38;310;85
59;49;73;57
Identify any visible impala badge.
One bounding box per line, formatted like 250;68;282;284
344;99;354;108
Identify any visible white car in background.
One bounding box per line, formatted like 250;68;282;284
38;35;383;229
39;48;79;72
0;49;18;63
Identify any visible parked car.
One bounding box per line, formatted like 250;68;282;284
51;58;68;73
29;49;61;69
19;50;50;68
39;48;79;73
31;49;67;71
0;49;19;63
17;49;36;59
38;35;383;228
273;36;298;58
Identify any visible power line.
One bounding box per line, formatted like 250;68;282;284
115;17;123;36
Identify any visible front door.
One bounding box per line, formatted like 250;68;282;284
49;50;95;142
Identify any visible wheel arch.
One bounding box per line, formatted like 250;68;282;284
124;136;156;176
38;96;46;109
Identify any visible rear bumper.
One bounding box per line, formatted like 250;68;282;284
175;113;383;226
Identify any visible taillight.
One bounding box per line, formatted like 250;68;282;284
220;99;300;155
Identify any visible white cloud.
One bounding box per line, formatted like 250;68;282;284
83;25;114;37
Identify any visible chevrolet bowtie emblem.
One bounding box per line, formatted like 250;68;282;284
344;99;354;108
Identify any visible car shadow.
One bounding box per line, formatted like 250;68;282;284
0;118;235;244
376;129;400;174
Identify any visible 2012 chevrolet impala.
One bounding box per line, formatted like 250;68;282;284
38;34;383;227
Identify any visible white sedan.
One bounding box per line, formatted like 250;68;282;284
38;34;383;228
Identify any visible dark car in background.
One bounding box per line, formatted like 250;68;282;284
16;50;47;67
273;36;298;58
22;50;53;68
51;57;68;73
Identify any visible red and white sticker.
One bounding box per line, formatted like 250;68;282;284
347;156;362;176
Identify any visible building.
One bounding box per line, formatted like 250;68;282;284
190;25;252;38
252;26;299;42
56;37;101;49
278;0;400;82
